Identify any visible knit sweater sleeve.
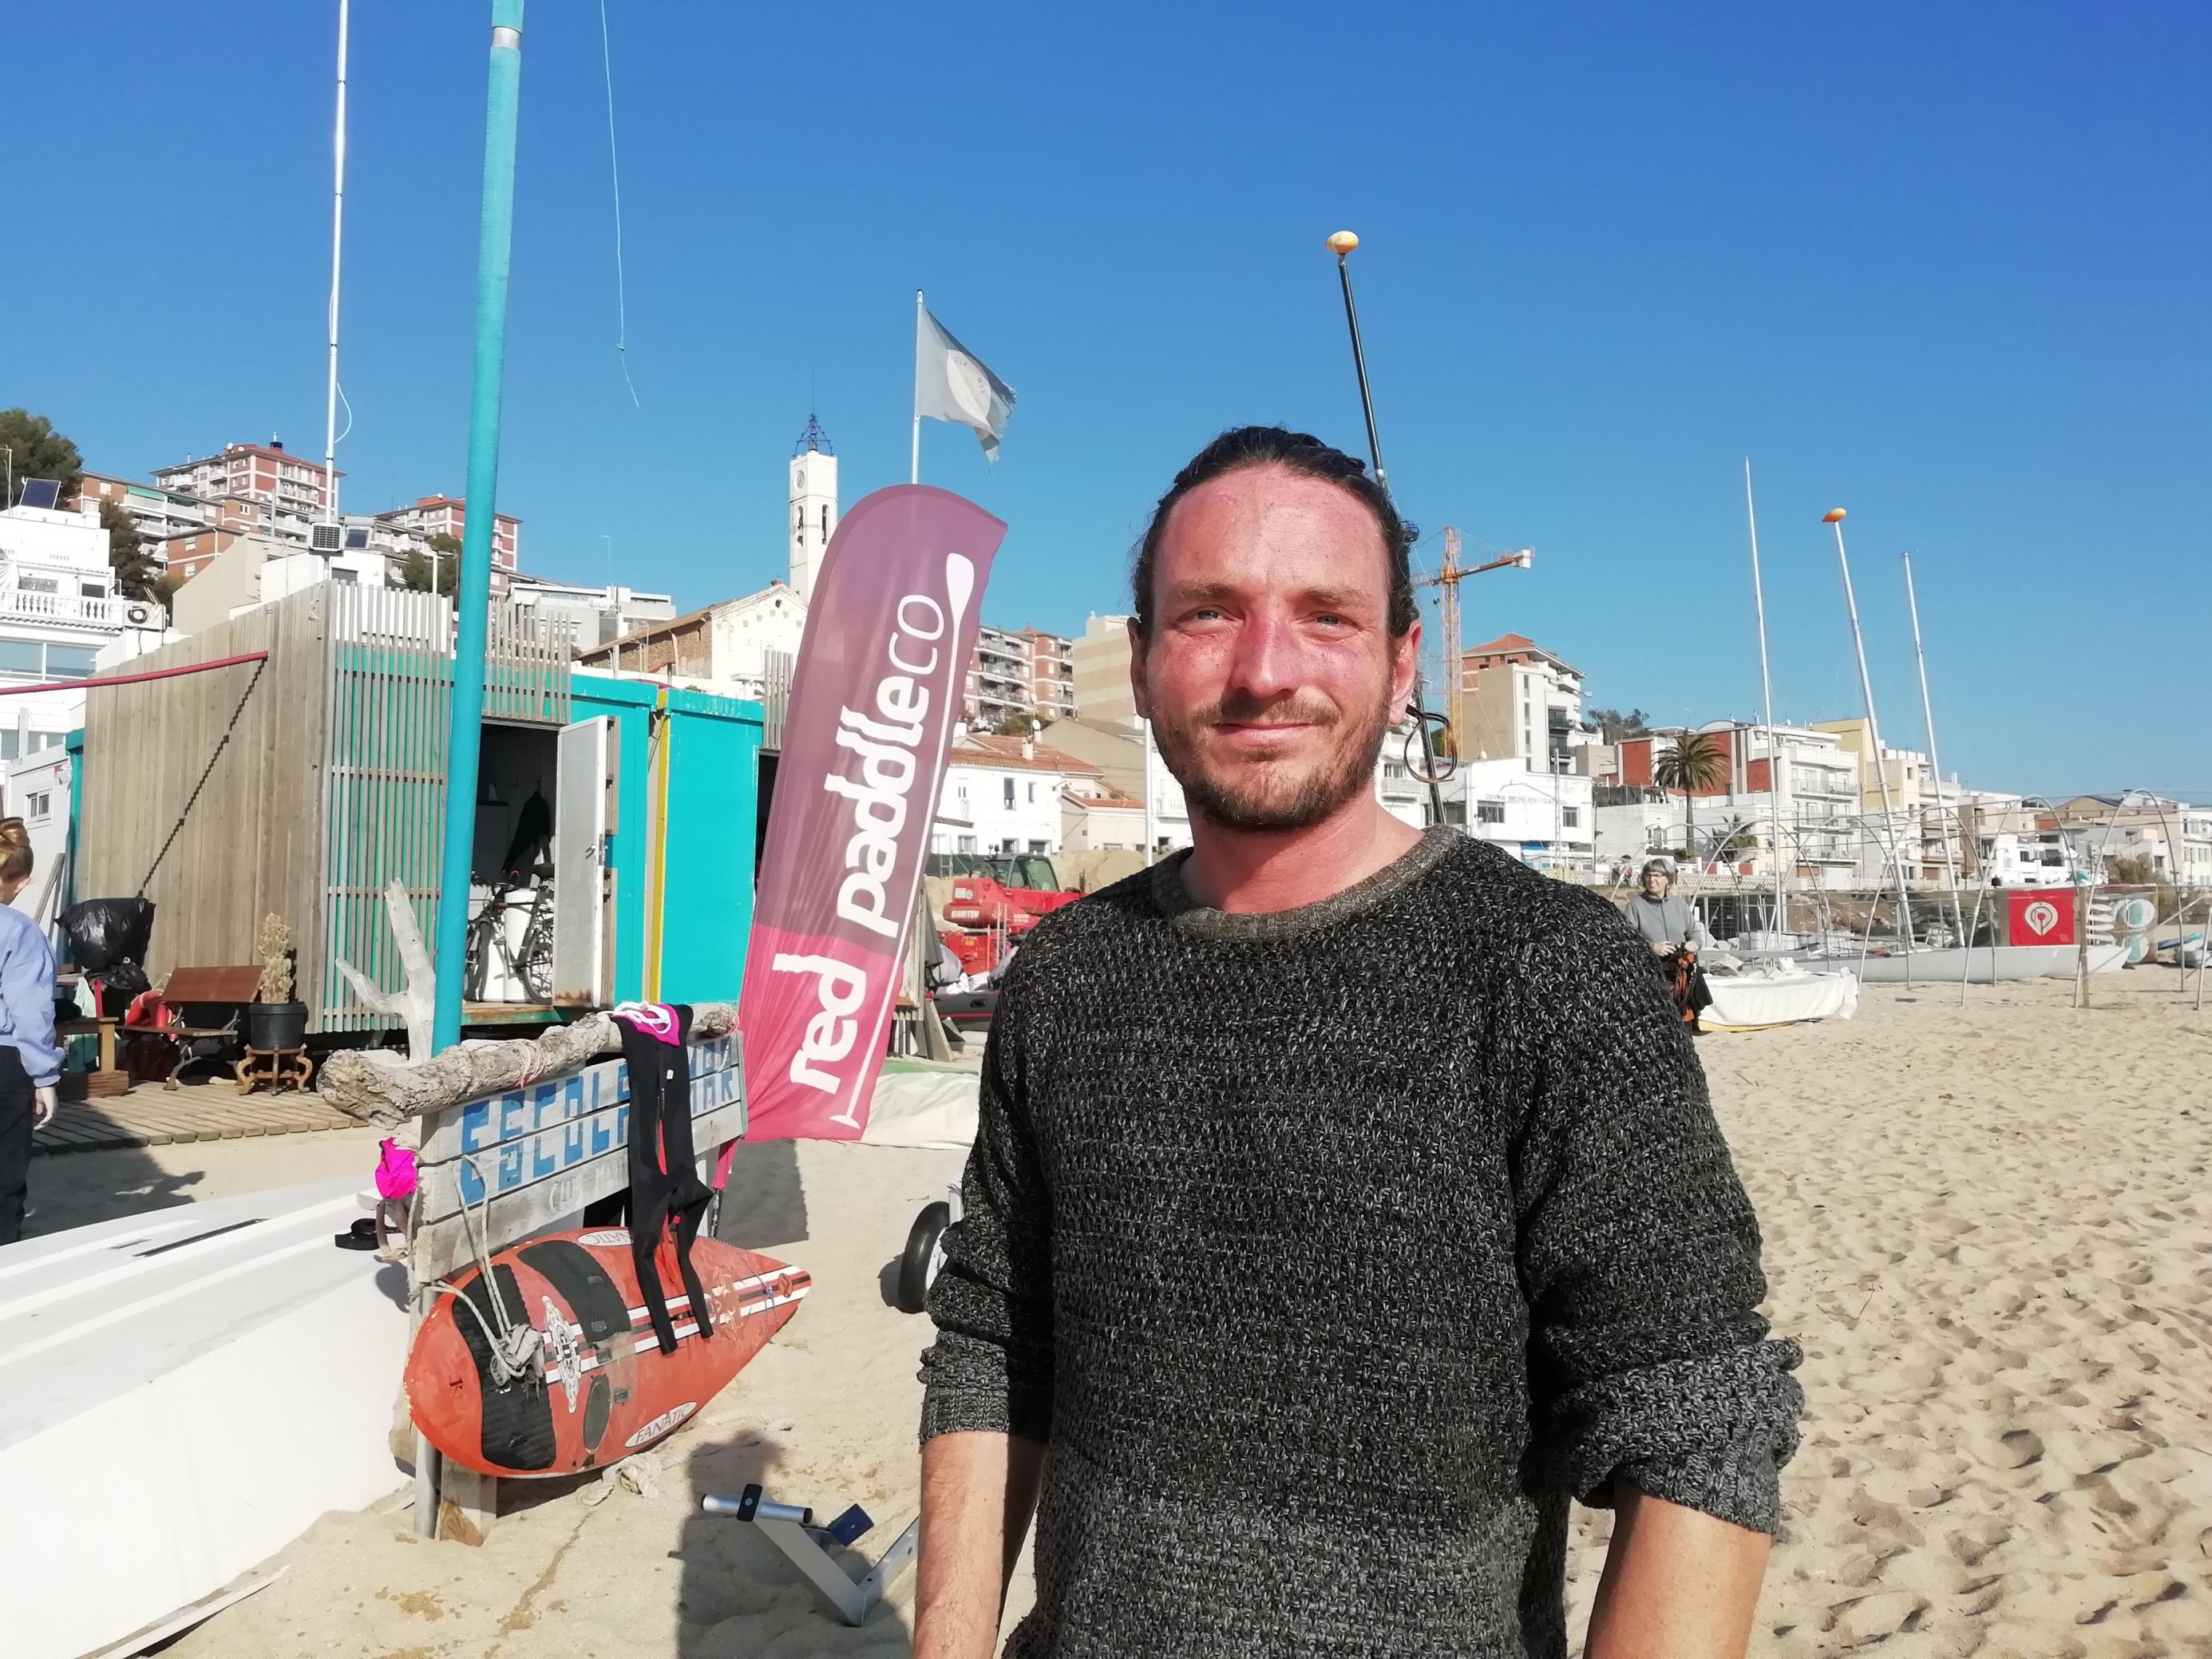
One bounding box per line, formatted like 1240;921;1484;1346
1510;908;1802;1534
917;956;1055;1444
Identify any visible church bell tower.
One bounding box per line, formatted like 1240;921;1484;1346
789;414;838;602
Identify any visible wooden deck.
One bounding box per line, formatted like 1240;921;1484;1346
30;1081;356;1158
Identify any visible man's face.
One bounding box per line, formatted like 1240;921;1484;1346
1644;871;1672;898
1130;465;1416;833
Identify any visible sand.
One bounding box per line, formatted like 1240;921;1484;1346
144;971;2209;1657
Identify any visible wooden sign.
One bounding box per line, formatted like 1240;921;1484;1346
410;1034;744;1284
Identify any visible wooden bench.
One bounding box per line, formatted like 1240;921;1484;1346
152;967;264;1091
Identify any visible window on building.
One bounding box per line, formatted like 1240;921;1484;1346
1003;778;1015;809
1027;782;1038;803
46;647;97;681
18;576;56;595
1477;800;1506;824
0;642;40;679
999;837;1020;853
80;584;105;600
27;793;50;819
1028;839;1048;853
1562;806;1581;827
956;835;977;853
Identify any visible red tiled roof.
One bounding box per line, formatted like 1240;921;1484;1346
951;735;1102;775
1462;632;1581;675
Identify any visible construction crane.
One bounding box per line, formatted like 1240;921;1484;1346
1414;527;1533;761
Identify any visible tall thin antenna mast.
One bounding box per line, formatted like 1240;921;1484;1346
1902;550;1965;942
323;0;350;525
1744;461;1783;935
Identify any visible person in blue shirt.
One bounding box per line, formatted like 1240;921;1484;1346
0;818;61;1245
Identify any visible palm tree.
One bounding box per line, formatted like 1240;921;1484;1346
1652;730;1731;867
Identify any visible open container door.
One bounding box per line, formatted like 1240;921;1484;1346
552;715;619;1007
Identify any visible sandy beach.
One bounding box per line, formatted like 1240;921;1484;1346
57;969;2202;1657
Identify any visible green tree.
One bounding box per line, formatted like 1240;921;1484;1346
990;708;1043;738
0;409;83;506
99;499;161;601
1589;706;1650;743
397;532;462;596
1652;730;1731;868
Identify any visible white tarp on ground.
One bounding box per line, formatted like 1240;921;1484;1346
1704;968;1859;1029
861;1068;983;1150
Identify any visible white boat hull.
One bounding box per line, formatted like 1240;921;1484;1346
0;1178;410;1659
1841;944;2072;983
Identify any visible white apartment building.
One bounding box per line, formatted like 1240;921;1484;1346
932;733;1103;857
1599;723;1870;884
1458;634;1587;774
506;573;676;655
964;625;1031;729
0;492;172;751
1436;758;1595;873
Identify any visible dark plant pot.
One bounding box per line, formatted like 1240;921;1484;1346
247;1000;309;1051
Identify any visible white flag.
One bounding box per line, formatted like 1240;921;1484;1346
915;304;1017;461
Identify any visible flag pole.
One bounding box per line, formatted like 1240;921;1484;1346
911;288;924;485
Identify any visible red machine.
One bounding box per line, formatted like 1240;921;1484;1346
934;854;1082;985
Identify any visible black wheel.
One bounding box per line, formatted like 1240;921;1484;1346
520;918;555;1002
896;1202;952;1315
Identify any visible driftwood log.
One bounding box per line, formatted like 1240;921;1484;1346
318;1002;738;1126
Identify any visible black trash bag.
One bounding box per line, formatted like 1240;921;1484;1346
59;897;156;974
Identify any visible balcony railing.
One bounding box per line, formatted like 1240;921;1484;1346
0;586;136;628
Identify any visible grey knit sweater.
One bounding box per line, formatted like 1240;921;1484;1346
920;828;1801;1658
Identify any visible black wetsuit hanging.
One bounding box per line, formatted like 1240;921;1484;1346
613;1004;714;1356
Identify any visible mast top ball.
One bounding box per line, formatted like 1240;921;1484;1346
1822;508;1847;523
1325;230;1360;255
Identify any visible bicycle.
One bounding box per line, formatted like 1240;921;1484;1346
465;865;556;1004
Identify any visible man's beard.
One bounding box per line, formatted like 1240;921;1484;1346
1150;685;1393;834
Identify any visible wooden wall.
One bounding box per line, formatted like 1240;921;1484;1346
79;590;331;1006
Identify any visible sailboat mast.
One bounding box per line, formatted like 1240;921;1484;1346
1902;551;1965;941
323;0;350;523
1826;509;1918;977
1744;461;1783;936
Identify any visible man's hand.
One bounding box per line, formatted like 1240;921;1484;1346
914;1431;1045;1659
1652;941;1677;956
1585;1487;1772;1659
33;1085;57;1130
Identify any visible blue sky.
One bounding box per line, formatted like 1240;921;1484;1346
12;2;2207;798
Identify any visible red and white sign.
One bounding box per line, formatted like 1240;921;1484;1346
2006;890;2075;946
736;485;1006;1144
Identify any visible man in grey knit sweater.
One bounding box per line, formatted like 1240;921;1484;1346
916;426;1802;1658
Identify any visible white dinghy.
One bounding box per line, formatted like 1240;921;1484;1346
0;1178;410;1659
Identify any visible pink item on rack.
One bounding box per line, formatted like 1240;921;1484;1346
374;1138;418;1202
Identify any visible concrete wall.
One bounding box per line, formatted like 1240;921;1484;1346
173;536;276;634
1070;613;1138;726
